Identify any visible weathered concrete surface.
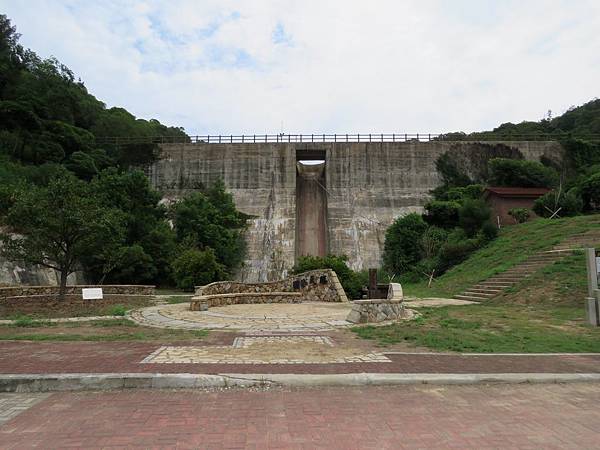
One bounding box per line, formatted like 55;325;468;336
296;162;327;258
149;141;562;282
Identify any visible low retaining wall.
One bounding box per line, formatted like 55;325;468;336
346;299;407;324
0;285;155;300
190;292;302;310
197;269;348;303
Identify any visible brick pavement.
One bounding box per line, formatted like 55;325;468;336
0;341;599;374
1;384;600;449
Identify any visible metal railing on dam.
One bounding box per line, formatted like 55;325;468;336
94;133;600;145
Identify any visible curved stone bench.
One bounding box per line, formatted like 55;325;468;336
190;291;302;311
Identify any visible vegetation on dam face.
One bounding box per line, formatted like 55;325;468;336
2;12;600;295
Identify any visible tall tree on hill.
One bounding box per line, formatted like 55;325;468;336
0;175;124;299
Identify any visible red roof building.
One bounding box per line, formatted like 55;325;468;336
484;187;550;227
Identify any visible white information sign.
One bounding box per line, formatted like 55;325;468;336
82;288;103;300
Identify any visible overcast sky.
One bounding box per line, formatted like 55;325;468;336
2;0;599;135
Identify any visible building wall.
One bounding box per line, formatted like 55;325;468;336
148;140;562;282
487;196;542;227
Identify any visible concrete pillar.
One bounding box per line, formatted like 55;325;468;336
585;248;600;326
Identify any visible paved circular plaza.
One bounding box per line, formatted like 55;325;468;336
129;302;355;332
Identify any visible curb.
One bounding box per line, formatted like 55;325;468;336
1;373;600;392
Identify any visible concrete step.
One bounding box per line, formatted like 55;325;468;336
463;291;496;298
469;287;504;293
474;284;512;289
453;294;486;301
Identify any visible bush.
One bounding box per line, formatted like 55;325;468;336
533;190;583;218
508;208;530;224
423;201;460;228
420;226;448;258
171;248;227;291
293;255;365;299
383;213;428;275
109;305;127;316
580;172;600;210
488;158;559;188
438;239;478;272
479;221;499;242
458;199;491;237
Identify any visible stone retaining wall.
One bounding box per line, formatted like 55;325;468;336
0;285;155;300
346;300;408;324
190;292;302;310
197;269;348;303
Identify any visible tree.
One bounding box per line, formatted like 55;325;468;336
0;175;123;299
488;158;559;188
382;213;428;275
171;247;226;291
458;198;491;237
170;181;248;276
292;254;365;299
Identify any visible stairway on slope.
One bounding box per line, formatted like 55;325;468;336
453;229;600;302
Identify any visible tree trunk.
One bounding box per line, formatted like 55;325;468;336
59;269;68;301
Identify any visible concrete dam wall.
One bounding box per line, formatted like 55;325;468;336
147;140;562;282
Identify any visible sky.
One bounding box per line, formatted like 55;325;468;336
2;0;600;136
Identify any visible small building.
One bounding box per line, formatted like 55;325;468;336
484;187;550;226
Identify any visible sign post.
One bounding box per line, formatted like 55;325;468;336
584;248;600;326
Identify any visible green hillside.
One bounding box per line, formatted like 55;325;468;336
404;214;600;300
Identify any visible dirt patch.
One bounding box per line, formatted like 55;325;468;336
0;296;154;319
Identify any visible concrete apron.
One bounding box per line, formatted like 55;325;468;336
2;373;600;392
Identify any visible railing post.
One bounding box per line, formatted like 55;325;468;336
265;134;267;143
253;134;256;143
218;135;221;143
393;133;395;142
428;133;431;141
242;135;244;143
404;133;407;141
381;133;383;142
358;134;360;143
311;133;314;142
417;133;419;141
334;134;337;143
230;134;233;143
369;133;372;142
346;134;348;142
323;133;325;142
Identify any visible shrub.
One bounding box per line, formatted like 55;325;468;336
423;201;460;228
458;199;491;237
438;239;478;272
488;158;559;188
533;190;583;218
479;221;499;242
508;208;530;224
580;172;600;210
171;248;227;291
293;254;365;299
420;226;448;258
109;305;127;316
382;213;428;275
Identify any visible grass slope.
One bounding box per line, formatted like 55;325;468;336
403;214;600;298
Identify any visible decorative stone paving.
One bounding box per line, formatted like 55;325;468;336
140;342;391;364
0;393;50;425
129;302;356;332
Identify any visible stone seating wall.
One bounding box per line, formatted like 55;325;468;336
190;292;302;310
196;269;348;303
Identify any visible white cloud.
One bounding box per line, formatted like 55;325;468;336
2;0;599;135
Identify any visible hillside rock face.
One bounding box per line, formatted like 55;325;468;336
147;140;562;283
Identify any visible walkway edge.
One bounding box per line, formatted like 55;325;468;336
1;372;600;392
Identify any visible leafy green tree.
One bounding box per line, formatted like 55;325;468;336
580;172;600;211
458;198;491;237
171;182;248;276
488;158;559;188
293;254;365;299
533;190;583;218
0;175;123;298
383;213;428;275
171;248;226;291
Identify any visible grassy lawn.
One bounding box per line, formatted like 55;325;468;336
0;318;208;342
403;215;600;299
353;304;600;353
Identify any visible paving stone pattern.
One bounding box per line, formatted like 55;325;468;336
141;334;391;364
129;302;355;332
1;384;600;448
0;393;50;426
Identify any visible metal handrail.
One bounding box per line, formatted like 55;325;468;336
94;133;600;145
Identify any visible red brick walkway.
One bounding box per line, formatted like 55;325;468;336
1;384;600;449
0;342;599;374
